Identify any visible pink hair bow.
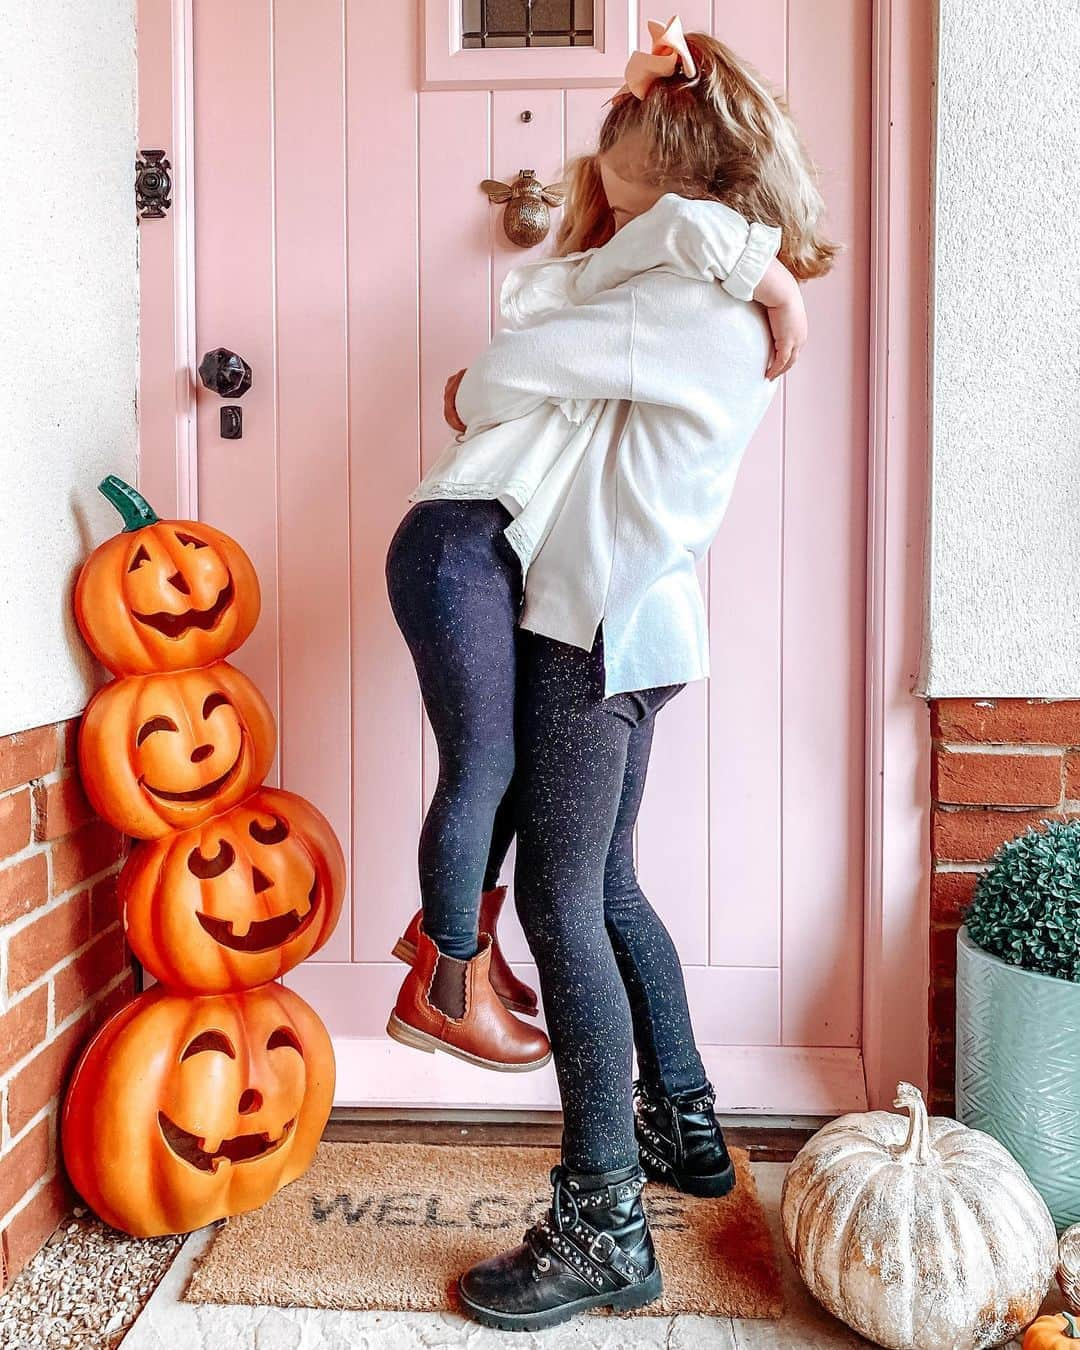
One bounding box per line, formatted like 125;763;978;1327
623;15;698;100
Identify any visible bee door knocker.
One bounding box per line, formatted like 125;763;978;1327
482;169;565;248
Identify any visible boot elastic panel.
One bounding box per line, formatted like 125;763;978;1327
429;952;468;1019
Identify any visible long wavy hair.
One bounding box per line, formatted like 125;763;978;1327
555;32;839;281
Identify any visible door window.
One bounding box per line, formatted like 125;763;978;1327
461;1;595;49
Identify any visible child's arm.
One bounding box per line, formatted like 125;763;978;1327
753;258;807;381
571;197;804;380
454;288;636;432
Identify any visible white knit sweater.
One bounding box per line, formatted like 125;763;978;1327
413;194;781;696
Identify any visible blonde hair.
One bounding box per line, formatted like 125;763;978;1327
556;32;839;281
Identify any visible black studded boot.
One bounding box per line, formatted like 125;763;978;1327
634;1079;736;1198
457;1162;662;1331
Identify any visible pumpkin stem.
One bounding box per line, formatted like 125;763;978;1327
893;1081;934;1165
98;475;160;531
1065;1311;1080;1338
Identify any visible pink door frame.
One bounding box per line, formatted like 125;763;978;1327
135;0;932;1112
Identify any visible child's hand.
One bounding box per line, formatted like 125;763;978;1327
764;296;807;380
444;369;467;433
752;259;807;381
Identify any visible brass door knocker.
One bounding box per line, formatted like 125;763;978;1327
482;169;565;248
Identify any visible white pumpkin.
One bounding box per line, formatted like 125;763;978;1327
1057;1224;1080;1313
781;1082;1056;1350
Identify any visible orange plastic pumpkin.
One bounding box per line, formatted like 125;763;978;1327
75;476;260;676
121;788;345;993
62;982;333;1237
1025;1313;1080;1349
78;662;275;838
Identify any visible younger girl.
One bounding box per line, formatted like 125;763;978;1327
386;19;836;1327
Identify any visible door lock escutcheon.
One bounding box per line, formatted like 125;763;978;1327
198;347;252;440
220;406;243;439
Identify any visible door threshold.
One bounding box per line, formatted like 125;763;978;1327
324;1108;824;1161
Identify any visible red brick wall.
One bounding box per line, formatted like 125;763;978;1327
929;697;1080;1113
0;721;132;1287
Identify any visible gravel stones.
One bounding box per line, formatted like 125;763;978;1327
0;1207;183;1349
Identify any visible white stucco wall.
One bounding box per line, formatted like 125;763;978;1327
925;0;1080;696
0;1;138;737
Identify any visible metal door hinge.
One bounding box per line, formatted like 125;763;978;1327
136;150;172;219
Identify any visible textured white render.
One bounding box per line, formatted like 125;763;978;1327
925;0;1080;696
0;1;138;736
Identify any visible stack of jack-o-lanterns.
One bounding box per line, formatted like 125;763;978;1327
62;476;344;1237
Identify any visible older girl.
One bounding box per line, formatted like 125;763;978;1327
387;18;836;1327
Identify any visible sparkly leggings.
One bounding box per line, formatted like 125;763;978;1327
387;499;707;1169
386;499;520;960
512;630;707;1173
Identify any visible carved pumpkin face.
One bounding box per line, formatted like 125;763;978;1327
122;788;345;993
79;662;276;838
75;477;260;675
62;983;333;1237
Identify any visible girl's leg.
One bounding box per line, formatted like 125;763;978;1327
605;719;735;1198
604;719;708;1096
513;632;680;1173
457;636;670;1329
386;500;520;960
483;778;516;892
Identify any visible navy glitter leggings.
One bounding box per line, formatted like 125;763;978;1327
513;629;707;1172
387;499;707;1169
386;499;521;960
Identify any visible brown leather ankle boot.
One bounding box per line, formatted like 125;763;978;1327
387;929;551;1072
479;886;539;1017
391;886;539;1017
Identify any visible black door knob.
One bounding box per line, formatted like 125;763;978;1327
198;347;253;399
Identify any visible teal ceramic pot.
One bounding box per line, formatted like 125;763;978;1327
956;925;1080;1230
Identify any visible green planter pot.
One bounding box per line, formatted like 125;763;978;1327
956;925;1080;1230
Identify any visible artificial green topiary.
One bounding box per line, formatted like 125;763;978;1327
966;819;1080;982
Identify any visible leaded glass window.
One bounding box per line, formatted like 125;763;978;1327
461;1;595;49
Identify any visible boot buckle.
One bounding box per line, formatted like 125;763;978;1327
588;1230;616;1263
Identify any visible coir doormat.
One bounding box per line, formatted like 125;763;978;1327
184;1142;782;1318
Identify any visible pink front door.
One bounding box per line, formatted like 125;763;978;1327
178;0;871;1114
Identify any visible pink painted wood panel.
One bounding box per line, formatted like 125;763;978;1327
136;0;193;521
490;89;564;326
324;1037;865;1113
707;392;783;969
191;0;280;783
187;0;872;1110
780;0;871;1047
286;962;779;1048
565;86;615;159
345;0;426;965
706;2;786;971
271;0;352;962
717;0;788;84
419;91;492;470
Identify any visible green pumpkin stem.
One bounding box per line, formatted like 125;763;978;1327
1066;1311;1080;1338
98;475;160;532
